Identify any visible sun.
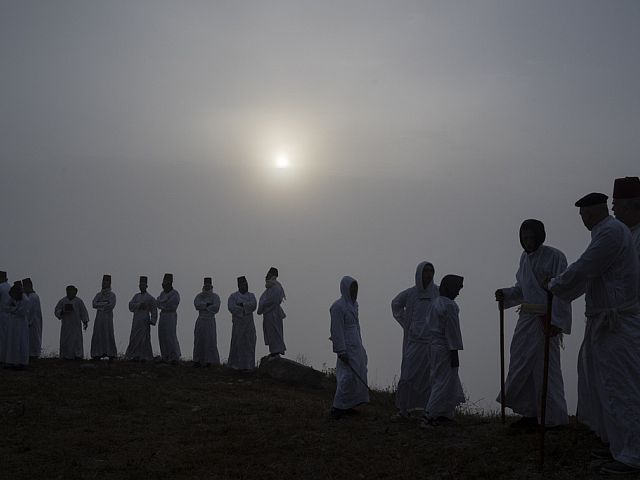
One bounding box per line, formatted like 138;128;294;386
274;152;290;169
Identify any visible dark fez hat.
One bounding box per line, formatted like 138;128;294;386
163;273;173;283
575;192;608;207
204;277;212;286
267;267;279;278
102;274;112;283
139;276;148;284
22;277;32;287
613;177;640;199
237;276;247;285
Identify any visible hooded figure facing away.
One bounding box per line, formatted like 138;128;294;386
192;277;221;367
125;276;157;361
258;267;287;356
0;271;10;362
156;273;181;363
2;281;30;368
22;278;43;358
423;275;466;426
330;276;369;419
54;286;90;360
91;274;118;360
495;219;571;428
227;276;258;370
391;261;439;418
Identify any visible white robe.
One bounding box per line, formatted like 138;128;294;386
227;291;257;370
193;290;221;365
330;276;369;409
258;281;286;354
0;281;11;362
499;245;571;426
156;289;181;362
1;295;30;366
125;292;157;361
55;296;90;359
632;223;640;302
425;296;465;419
26;292;43;358
550;216;640;468
90;289;117;358
391;261;439;413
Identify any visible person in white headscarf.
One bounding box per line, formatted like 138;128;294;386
55;285;90;360
258;267;287;357
391;261;439;419
1;281;30;368
227;276;257;371
22;278;43;359
125;276;157;361
90;274;117;360
613;176;640;302
193;277;221;367
330;276;369;419
156;273;181;363
0;271;11;363
548;192;640;475
423;275;466;427
495;219;571;428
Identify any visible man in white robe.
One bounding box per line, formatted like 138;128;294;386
495;219;571;428
227;276;257;370
54;285;90;360
2;281;30;368
0;271;11;363
258;267;286;357
193;277;221;367
125;276;157;361
90;274;117;360
330;276;369;419
549;192;640;475
612;176;640;302
156;273;181;363
22;278;43;359
391;261;439;418
423;275;466;426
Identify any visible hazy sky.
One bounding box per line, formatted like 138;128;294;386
2;0;639;412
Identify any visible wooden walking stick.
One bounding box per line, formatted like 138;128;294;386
499;298;506;424
539;290;553;472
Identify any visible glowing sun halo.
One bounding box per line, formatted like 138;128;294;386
275;152;290;169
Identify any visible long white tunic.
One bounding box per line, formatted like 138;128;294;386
499;245;571;426
227;291;257;370
550;216;640;468
55;297;90;359
125;292;157;361
258;281;286;354
90;289;117;358
25;292;43;358
1;296;30;366
425;296;465;419
391;262;439;412
0;281;11;362
193;291;221;365
156;289;181;362
330;276;369;409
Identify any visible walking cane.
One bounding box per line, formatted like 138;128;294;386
539;290;553;472
499;299;506;424
342;357;373;395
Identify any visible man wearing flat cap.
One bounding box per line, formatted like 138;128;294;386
613;176;640;302
548;192;640;475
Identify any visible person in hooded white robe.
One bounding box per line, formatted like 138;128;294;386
193;277;221;367
495;219;571;428
156;273;181;362
2;282;30;367
90;274;118;360
125;276;157;361
0;271;11;363
22;278;43;358
257;267;286;356
227;276;257;370
612;176;640;303
55;286;90;360
330;276;369;419
391;261;439;417
549;193;640;475
423;275;466;425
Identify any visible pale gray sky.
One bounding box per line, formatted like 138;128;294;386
2;0;639;411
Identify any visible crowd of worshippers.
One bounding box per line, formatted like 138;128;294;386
2;176;640;474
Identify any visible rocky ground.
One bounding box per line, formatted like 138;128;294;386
0;358;621;479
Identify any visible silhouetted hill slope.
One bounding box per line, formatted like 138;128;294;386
1;359;604;479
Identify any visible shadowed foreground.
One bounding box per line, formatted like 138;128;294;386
0;359;610;479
